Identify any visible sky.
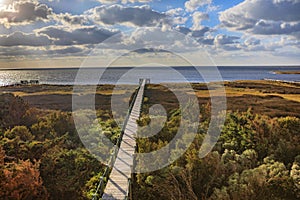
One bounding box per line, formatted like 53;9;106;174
0;0;299;68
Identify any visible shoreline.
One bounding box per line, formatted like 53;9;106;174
1;65;300;71
273;70;300;74
1;77;299;88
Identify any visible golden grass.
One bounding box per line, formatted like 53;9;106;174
1;81;299;117
1;88;127;97
145;81;300;117
189;87;300;103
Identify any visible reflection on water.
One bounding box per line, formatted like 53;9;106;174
0;66;299;86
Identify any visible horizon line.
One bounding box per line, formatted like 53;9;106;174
1;65;300;71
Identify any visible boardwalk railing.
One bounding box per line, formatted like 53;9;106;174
92;79;148;200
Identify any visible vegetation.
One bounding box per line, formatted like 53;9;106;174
0;80;299;199
0;93;120;200
133;108;300;200
146;81;300;117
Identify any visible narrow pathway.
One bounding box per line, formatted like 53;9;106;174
102;79;146;200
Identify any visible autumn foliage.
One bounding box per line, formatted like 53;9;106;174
1;92;300;199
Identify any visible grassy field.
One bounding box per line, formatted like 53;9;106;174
0;80;299;117
145;80;300;117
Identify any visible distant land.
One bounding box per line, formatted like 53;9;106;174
274;70;300;74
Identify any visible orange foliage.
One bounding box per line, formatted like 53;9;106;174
0;157;48;200
0;146;4;165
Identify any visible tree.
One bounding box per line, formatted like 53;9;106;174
40;147;102;200
220;110;256;154
272;117;300;165
0;146;48;200
291;156;300;198
4;126;34;141
0;93;28;129
210;157;297;200
3;126;34;161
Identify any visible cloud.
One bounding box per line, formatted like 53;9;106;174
55;13;87;26
219;0;300;37
47;46;87;55
125;27;200;52
252;20;300;36
191;27;210;37
0;1;52;27
213;34;241;51
174;26;213;46
0;31;52;46
0;45;88;57
0;25;121;48
176;26;211;37
185;0;212;12
165;8;187;24
192;11;209;30
38;26;120;45
214;34;240;45
175;26;211;40
241;37;267;51
197;37;214;45
97;0;152;4
123;26;217;54
175;26;192;35
0;46;40;57
166;8;184;16
87;5;170;27
244;37;260;46
132;48;170;54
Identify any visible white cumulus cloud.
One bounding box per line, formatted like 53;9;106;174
185;0;212;12
219;0;300;39
0;0;52;28
192;11;209;30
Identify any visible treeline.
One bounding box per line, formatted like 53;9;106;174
0;93;120;199
1;92;300;199
133;104;300;199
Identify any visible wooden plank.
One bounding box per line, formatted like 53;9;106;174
102;79;146;200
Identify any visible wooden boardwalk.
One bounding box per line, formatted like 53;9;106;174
102;79;147;200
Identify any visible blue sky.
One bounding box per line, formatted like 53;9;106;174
0;0;299;68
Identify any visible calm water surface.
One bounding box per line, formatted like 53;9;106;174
0;66;299;86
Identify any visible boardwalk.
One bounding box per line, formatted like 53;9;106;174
102;79;147;200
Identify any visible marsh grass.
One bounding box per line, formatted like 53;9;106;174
0;80;299;117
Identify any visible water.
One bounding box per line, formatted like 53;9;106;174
0;66;299;86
